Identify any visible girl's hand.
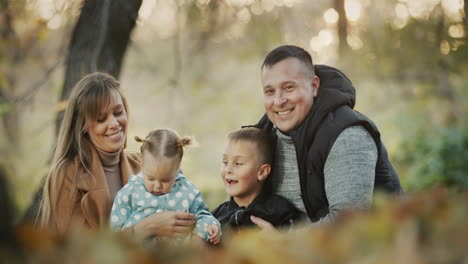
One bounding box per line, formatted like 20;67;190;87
133;211;196;239
207;224;221;244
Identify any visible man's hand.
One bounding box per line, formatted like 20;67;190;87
250;216;278;233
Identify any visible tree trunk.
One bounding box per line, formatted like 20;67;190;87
55;0;142;133
0;0;20;150
334;0;348;57
434;7;463;125
464;0;468;31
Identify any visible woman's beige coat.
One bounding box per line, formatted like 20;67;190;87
47;148;141;235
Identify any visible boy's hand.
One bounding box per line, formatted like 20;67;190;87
207;224;221;244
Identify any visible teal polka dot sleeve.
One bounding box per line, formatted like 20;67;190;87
110;171;220;241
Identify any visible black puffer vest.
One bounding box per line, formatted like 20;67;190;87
254;65;403;222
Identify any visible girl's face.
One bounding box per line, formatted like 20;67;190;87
142;153;180;196
87;91;127;152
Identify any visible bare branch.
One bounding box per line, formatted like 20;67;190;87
16;60;63;104
0;59;63;105
0;0;20;61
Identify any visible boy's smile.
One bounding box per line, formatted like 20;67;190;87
225;179;238;185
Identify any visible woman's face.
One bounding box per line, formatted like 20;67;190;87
87;91;128;152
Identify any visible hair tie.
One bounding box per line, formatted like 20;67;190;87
178;137;192;148
134;136;147;144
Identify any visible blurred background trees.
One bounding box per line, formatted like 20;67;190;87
0;0;466;214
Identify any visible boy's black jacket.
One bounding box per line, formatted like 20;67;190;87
212;191;305;229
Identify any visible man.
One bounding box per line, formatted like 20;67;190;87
249;45;403;228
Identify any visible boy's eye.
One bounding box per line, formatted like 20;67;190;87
235;162;243;166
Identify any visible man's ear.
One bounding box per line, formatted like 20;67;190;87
312;75;320;98
257;164;271;182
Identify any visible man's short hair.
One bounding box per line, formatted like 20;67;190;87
262;45;315;75
228;127;273;165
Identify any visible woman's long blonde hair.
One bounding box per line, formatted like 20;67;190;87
38;72;129;227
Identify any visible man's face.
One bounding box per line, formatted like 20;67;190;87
261;58;320;133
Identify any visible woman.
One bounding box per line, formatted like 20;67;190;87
39;72;195;238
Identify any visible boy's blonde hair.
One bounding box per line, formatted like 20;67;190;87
227;127;273;165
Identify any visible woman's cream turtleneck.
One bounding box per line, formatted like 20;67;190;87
95;148;122;200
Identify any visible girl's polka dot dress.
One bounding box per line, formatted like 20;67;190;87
110;171;220;241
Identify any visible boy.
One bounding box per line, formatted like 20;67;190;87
212;127;303;230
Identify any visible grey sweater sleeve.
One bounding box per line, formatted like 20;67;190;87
313;126;377;225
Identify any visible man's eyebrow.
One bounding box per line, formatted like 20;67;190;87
281;80;297;85
263;80;296;89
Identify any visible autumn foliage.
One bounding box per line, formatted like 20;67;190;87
2;188;467;264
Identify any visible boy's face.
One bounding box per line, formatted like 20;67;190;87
142;153;179;196
221;140;268;206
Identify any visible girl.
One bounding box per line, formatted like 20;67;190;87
111;129;221;244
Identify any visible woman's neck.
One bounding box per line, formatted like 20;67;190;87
95;147;121;166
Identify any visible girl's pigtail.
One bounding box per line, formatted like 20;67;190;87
135;136;148;153
134;136;146;144
178;137;192;148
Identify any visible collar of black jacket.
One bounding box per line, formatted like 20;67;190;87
227;189;270;210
